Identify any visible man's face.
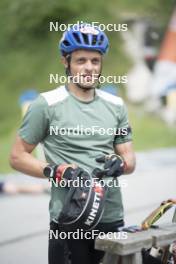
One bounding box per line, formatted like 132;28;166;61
64;49;102;89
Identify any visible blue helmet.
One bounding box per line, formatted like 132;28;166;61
59;23;109;55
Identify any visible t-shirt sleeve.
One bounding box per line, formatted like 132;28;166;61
113;102;132;145
18;95;50;145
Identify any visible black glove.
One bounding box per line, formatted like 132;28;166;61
43;164;77;182
95;154;125;177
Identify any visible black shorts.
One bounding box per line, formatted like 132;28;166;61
48;219;124;264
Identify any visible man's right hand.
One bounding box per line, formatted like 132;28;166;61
43;164;77;182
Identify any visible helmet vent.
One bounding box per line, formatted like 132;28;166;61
63;40;71;47
92;35;97;45
82;33;89;45
98;35;104;45
73;32;81;44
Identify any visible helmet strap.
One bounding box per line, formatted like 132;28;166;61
65;54;72;76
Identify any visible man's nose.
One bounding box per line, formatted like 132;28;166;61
84;60;93;71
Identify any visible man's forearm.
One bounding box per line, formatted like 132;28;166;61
123;153;136;174
114;142;136;175
10;152;48;178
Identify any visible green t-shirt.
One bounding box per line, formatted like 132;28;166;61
19;85;132;223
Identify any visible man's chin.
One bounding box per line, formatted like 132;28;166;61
76;82;97;90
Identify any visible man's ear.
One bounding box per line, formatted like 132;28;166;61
61;56;68;68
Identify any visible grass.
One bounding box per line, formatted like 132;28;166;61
0;132;15;174
129;105;176;151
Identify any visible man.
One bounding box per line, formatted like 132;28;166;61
9;23;136;264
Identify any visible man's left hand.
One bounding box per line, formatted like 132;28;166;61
95;154;125;177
